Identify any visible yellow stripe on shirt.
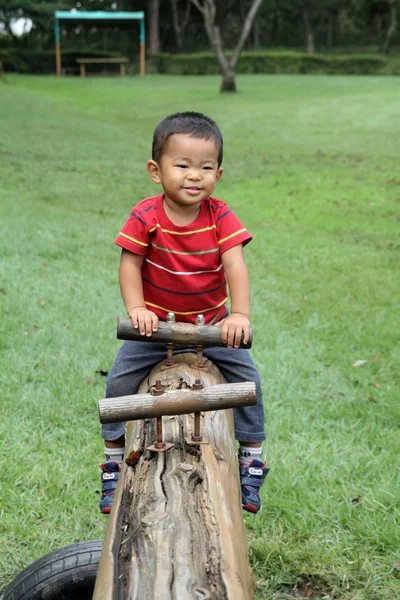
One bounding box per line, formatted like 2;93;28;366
145;297;227;315
119;232;148;247
149;223;217;235
218;228;246;245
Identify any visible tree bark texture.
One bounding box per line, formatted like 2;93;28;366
117;316;253;349
99;382;256;424
93;352;254;600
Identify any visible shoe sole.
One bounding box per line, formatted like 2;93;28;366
242;503;258;513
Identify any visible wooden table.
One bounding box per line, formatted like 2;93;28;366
76;57;129;77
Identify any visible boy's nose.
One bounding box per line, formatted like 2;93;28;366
187;169;201;181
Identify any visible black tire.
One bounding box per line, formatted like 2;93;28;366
0;540;102;600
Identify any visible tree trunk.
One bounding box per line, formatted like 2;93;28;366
148;0;160;55
337;7;348;37
171;0;183;50
191;0;262;93
93;353;254;600
327;15;333;49
220;68;237;92
253;17;260;49
303;8;315;54
171;0;191;52
382;0;397;54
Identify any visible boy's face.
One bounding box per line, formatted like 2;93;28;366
147;134;223;211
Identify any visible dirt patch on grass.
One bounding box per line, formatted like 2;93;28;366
274;577;336;599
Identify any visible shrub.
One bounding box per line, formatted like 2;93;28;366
1;47;398;76
1;49;123;74
152;50;393;76
0;48;28;73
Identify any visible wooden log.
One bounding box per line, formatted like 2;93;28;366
55;42;61;77
117;316;253;349
98;381;256;423
140;42;145;76
93;353;255;600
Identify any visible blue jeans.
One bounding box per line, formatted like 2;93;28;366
103;341;266;443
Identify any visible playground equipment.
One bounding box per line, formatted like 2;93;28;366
93;314;257;600
1;315;258;600
54;11;146;77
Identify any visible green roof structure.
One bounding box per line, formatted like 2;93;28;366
54;10;146;76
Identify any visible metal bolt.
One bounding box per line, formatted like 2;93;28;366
154;416;166;449
192;412;202;442
151;379;164;396
165;343;175;366
196;345;204;368
192;378;203;390
166;312;176;323
195;314;205;326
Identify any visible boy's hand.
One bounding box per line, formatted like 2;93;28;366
128;307;158;336
216;313;250;348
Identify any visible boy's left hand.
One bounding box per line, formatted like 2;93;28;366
216;313;250;348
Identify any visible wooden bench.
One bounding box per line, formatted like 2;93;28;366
76;57;129;77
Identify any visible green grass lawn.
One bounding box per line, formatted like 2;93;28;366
0;74;399;600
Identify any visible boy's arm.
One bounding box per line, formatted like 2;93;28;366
218;244;251;348
119;249;158;336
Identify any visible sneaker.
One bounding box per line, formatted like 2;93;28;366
239;459;269;513
99;461;120;514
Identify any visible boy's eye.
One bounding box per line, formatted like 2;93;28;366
177;164;188;169
203;166;213;170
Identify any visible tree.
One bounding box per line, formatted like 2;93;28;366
382;0;398;53
148;0;161;55
171;0;192;51
190;0;263;92
302;3;315;53
297;0;326;54
0;0;59;38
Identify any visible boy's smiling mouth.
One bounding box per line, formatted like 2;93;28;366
183;186;203;195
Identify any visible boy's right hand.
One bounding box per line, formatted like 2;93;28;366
128;307;158;336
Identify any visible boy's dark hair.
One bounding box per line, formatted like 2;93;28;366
152;112;223;166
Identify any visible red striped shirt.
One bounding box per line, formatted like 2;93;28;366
115;194;252;324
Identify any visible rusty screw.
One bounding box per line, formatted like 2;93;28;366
195;345;204;368
195;315;205;367
154;416;166;449
191;379;204;442
192;378;203;390
151;379;164;396
192;412;202;442
151;382;166;448
165;342;175;366
165;314;176;365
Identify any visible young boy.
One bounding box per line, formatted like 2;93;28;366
100;112;268;514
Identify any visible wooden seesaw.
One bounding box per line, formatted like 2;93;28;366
93;313;257;600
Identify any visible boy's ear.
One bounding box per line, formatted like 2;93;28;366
147;160;162;184
216;167;223;182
